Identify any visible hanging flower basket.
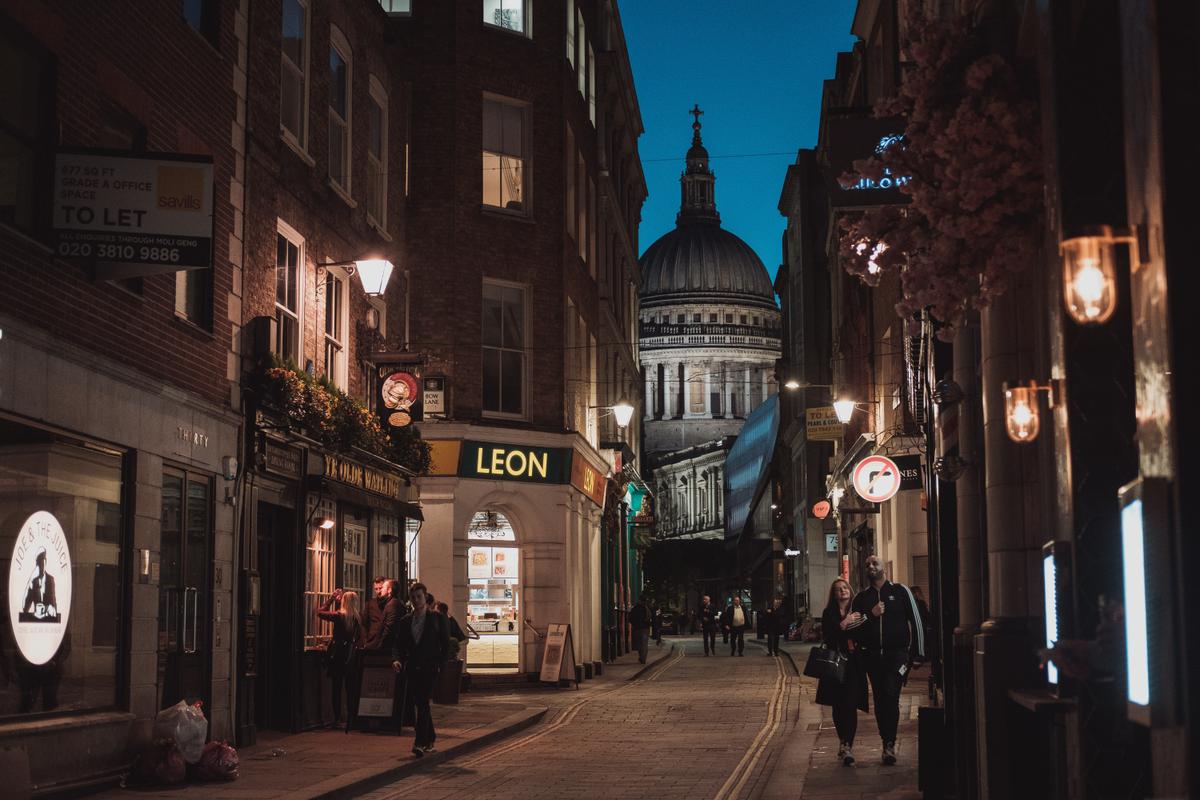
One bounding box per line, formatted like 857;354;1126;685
253;357;431;475
838;9;1044;339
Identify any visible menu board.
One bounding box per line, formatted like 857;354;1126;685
468;546;519;580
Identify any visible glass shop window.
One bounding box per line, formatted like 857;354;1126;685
303;496;336;650
0;419;125;719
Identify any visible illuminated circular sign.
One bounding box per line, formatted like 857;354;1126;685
811;500;831;520
852;455;902;504
8;511;73;665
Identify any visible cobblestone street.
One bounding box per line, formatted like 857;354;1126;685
359;638;925;800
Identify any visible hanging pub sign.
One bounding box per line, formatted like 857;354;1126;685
894;455;923;491
53;150;214;278
377;366;422;428
825;113;911;209
8;511;73;666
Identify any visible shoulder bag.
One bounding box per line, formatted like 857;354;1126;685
803;645;847;683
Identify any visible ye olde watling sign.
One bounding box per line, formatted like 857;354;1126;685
53;150;214;276
324;454;403;500
8;511;73;666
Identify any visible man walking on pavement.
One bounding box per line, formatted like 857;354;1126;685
630;595;652;664
848;555;925;765
700;595;719;656
391;582;449;758
722;595;748;656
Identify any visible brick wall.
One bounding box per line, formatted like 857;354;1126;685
0;0;238;408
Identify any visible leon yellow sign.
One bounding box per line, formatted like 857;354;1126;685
806;407;843;441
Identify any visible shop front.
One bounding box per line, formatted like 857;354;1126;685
416;427;609;676
0;326;239;794
236;418;419;745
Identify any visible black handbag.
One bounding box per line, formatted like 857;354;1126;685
803;645;848;683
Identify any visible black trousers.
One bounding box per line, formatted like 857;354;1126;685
405;667;437;747
767;633;781;655
702;628;717;654
329;654;361;722
831;662;863;745
863;651;905;744
729;628;745;654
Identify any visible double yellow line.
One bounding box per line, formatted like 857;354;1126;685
712;654;791;800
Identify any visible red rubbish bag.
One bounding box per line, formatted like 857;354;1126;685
196;740;240;781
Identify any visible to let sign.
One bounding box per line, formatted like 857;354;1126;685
53;150;214;275
806;407;843;441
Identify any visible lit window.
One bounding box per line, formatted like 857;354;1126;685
304;496;336;651
483;97;526;211
482;281;527;416
275;223;303;363
484;0;528;35
342;519;367;598
323;269;347;389
377;0;410;14
587;42;596;124
328;28;352;191
281;0;309;146
366;77;388;227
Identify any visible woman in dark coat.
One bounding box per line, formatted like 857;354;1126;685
318;588;365;726
815;578;869;766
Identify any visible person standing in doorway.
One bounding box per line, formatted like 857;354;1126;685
699;595;719;656
391;582;449;757
722;595;748;656
849;556;925;765
317;588;364;726
764;596;788;656
817;579;869;766
364;577;399;651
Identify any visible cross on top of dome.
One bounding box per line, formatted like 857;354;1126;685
690;104;704;144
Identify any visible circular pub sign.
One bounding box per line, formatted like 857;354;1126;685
380;371;419;428
851;455;902;504
8;511;72;665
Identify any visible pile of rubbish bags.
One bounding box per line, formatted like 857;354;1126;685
130;701;239;786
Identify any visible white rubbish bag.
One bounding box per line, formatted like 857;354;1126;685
153;701;208;764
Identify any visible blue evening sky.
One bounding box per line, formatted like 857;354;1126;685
618;1;859;281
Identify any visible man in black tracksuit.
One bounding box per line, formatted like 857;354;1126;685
848;555;924;765
699;595;719;656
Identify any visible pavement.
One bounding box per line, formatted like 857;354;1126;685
90;637;931;799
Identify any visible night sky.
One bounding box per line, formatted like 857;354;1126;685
618;1;858;284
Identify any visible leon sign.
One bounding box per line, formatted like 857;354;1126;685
458;441;572;484
53;150;214;276
8;511;73;666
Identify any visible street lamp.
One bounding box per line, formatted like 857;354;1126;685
782;379;833;391
591;398;636;429
325;256;396;298
833;399;857;423
1060;225;1147;325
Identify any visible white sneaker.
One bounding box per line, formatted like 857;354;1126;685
842;744;855;766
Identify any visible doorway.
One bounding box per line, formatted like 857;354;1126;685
157;470;213;713
465;511;521;672
255;502;296;732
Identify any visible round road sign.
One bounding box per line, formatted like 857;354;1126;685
852;455;902;504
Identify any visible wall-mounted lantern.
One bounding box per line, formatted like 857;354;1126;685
1060;225;1147;325
1002;380;1063;443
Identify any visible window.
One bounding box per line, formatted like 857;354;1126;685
182;0;219;45
342;519;367;598
740;314;748;324
304;496;336;650
576;153;586;259
566;1;575;67
175;267;212;328
281;0;309;146
587;42;596;124
692;314;701;323
0;419;125;719
482;97;525;211
483;0;528;35
275;223;304;362
377;0;410;14
726;313;734;323
328;27;351;191
366;77;388;228
676;314;685;324
374;514;402;584
576;9;586;96
323;268;347;389
0;30;53;235
588;175;596;273
482;281;527;416
688;374;705;414
565;125;576;240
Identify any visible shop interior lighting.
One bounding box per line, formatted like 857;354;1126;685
1043;546;1059;686
1060;225;1146;325
1002;380;1062;443
316;517;336;530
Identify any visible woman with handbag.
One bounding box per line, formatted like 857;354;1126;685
815;579;868;766
318;588;365;726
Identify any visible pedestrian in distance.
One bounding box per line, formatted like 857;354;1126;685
652;604;664;646
699;595;719;656
722;595;748;656
391;582;450;758
764;596;788;656
848;555;925;765
629;595;653;664
817;579;869;766
317;587;365;726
